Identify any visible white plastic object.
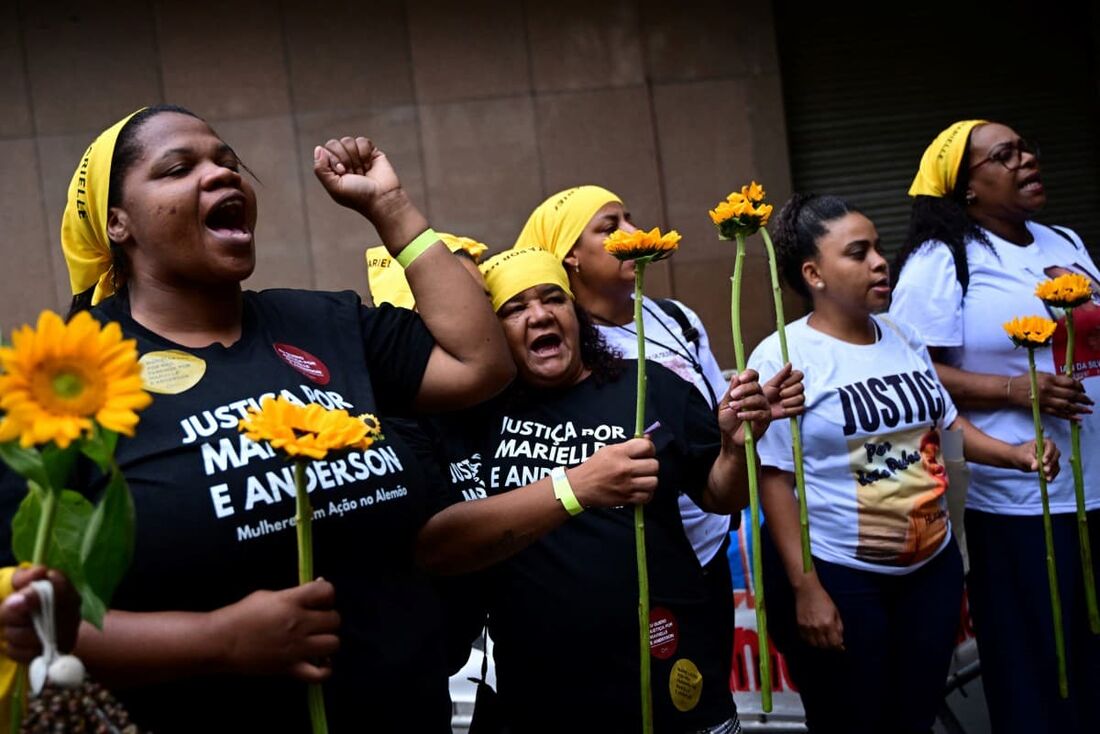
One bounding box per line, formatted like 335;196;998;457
27;578;85;694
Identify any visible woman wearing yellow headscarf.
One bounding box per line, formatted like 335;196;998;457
366;233;488;309
417;247;775;733
891;120;1100;733
515;187;804;716
17;103;514;733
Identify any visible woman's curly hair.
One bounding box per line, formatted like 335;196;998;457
893;125;993;292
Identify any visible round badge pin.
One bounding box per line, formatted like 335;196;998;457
139;350;206;394
649;607;680;660
273;343;331;385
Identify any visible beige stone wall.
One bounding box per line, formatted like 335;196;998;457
0;0;797;365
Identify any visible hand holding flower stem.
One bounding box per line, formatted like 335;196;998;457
1035;273;1100;634
758;226;812;573
604;227;680;734
732;231;772;713
1005;315;1068;698
240;398;383;734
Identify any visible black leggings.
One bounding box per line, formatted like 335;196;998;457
761;528;963;734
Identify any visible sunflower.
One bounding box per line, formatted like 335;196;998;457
603;227;681;262
1004;315;1058;349
709;189;774;240
0;311;151;448
239;396;382;460
1035;273;1093;309
741;181;766;204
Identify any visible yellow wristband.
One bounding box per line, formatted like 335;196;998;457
395;228;439;268
550;466;584;516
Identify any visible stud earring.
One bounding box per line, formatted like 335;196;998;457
815;282;825;290
965;192;977;205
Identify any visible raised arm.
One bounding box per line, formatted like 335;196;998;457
313;137;514;411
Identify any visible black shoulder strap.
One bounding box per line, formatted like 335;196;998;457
1048;224;1082;250
655;298;699;346
951;248;970;296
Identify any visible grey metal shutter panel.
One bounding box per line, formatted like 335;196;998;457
774;1;1100;260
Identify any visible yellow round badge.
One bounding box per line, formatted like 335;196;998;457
669;658;703;712
139;350;206;395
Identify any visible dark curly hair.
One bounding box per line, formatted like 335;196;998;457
504;302;624;408
893;124;993;292
773;193;863;299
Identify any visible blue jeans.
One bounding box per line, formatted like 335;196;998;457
966;508;1100;734
762;529;963;734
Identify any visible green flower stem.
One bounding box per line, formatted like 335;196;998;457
294;460;329;734
1064;311;1100;633
32;482;59;565
633;260;653;734
759;227;812;573
733;233;772;713
1028;349;1069;698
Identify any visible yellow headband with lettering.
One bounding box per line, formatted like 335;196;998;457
513;185;622;261
909;120;988;198
480;247;573;312
60;108;145;305
366;233;489;308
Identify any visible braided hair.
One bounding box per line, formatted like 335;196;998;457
773;193;863;299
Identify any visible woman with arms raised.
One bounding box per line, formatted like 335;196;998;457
3;104;513;732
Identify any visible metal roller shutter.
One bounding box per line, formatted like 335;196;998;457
774;1;1100;259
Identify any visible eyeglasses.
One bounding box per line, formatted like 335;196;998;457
970;139;1040;172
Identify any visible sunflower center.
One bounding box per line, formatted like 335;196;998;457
30;360;106;416
52;371;84;399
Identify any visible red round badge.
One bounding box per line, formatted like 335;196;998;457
273;343;331;385
649;607;679;660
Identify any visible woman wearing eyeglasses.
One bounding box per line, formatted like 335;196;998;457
891;120;1100;733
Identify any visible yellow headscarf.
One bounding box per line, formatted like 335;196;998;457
512;186;622;261
908;120;988;198
60;108;146;305
480;248;573;312
366;233;490;309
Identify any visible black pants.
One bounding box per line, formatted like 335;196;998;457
966;508;1100;734
762;529;963;734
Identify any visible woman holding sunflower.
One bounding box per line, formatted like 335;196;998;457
891;120;1100;733
513;188;803;682
749;193;1059;734
415;246;784;733
0;104;513;732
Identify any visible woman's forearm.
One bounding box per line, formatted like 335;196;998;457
416;478;568;575
74;610;221;689
760;467;819;591
931;359;1015;411
701;442;749;514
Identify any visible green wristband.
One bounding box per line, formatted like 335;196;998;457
395;228;439;268
550;466;584;516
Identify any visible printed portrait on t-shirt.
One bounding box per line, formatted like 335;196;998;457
847;424;949;567
1043;263;1100;380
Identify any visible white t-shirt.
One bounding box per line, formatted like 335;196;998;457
749;315;959;574
890;222;1100;515
596;296;731;565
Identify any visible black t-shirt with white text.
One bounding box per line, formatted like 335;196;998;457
84;289;450;733
445;362;737;732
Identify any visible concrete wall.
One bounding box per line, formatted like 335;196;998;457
0;0;796;364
